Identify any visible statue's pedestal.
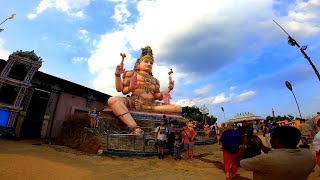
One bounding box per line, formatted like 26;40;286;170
102;106;184;122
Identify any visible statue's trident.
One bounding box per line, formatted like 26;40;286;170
120;53;126;68
273;19;320;81
168;68;173;82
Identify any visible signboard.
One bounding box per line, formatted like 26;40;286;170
0;109;10;126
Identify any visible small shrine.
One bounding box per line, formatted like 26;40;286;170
228;112;263;124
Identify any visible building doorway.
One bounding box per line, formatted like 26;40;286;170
20;89;50;138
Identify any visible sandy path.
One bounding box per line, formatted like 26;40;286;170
0;139;318;180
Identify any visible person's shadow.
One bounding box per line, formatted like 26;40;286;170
195;153;251;180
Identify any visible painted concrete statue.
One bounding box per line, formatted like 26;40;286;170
108;46;182;134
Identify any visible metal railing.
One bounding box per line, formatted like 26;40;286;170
194;130;217;143
102;129;217;153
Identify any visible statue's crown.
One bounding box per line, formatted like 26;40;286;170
140;46;154;61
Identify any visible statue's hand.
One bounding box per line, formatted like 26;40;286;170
168;80;175;90
115;65;125;75
163;92;172;104
130;75;139;92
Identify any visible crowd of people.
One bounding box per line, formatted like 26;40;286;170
152;113;320;179
154;119;197;160
218;114;320;180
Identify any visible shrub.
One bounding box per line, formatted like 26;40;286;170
63;113;90;128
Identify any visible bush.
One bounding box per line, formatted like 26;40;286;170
62;114;90;128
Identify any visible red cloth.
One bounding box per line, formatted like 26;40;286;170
223;150;238;174
182;129;197;144
316;154;320;167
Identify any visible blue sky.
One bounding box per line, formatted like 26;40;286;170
1;0;319;124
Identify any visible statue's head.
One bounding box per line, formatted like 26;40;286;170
134;46;154;75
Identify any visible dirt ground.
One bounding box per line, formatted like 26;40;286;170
0;138;319;180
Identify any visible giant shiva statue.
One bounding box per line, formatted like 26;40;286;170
107;46;182;134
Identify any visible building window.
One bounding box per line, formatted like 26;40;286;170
7;62;29;81
0;83;20;105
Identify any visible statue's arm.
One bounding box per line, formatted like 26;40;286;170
115;75;123;92
154;78;174;100
115;65;125;92
121;71;134;94
154;92;162;100
156;86;173;100
154;79;163;100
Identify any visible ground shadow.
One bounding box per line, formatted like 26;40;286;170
196;153;251;180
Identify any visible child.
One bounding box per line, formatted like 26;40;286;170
174;133;182;160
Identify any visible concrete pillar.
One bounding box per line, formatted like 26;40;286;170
42;85;61;138
14;111;26;138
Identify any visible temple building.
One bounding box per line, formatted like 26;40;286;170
228;112;263;124
0;51;110;138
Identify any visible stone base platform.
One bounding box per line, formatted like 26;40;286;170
102;107;185;122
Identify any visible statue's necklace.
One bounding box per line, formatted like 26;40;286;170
138;72;153;93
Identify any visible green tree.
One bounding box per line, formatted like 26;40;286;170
287;114;294;121
182;106;217;125
265;116;273;122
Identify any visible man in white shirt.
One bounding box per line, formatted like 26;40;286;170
155;119;168;159
235;126;316;180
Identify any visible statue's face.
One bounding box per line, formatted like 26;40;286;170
138;57;153;73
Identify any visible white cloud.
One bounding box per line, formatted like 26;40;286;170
174;99;196;107
87;0;319;97
0;38;11;60
275;0;320;38
72;11;85;18
230;86;237;91
288;0;320;22
27;13;37;20
78;29;90;43
112;3;131;23
71;57;87;64
174;90;256;107
27;0;91;20
194;85;213;95
235;90;256;102
56;42;75;51
212;93;233;105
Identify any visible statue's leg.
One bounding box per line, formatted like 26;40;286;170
142;104;182;113
108;97;142;133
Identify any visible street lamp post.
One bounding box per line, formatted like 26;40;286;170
199;105;209;124
285;81;302;119
272;108;276;122
0;14;16;32
273;20;320;82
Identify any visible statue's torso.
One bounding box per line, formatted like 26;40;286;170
124;71;160;101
